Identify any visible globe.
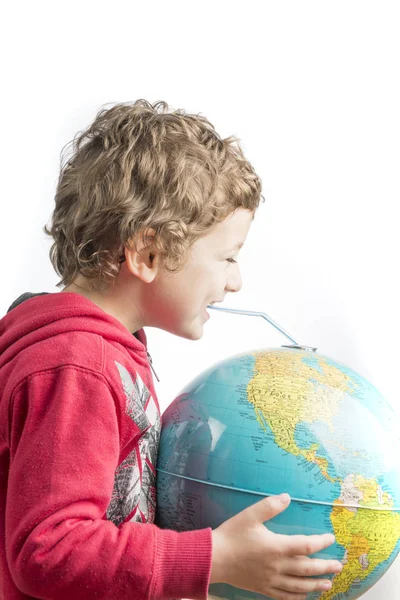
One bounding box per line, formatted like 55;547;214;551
156;347;400;600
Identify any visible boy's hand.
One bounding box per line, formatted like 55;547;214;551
210;493;343;600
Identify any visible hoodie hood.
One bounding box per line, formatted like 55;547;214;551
0;292;148;370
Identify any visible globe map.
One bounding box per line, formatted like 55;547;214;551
156;347;400;599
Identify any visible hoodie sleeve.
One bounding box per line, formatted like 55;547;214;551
6;366;212;599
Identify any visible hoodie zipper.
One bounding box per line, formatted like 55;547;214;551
147;351;160;382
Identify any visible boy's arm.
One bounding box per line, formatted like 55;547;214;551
6;366;212;600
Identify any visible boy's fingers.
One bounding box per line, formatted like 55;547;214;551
281;533;336;556
236;493;291;526
245;493;291;524
286;556;343;577
273;574;333;594
269;591;308;600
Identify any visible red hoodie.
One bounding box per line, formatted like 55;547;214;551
0;293;212;599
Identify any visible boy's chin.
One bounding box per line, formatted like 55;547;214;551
159;314;206;340
170;320;205;341
179;325;204;341
185;328;204;341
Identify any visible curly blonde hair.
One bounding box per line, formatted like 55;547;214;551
45;100;263;288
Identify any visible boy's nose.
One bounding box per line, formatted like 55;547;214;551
225;266;242;294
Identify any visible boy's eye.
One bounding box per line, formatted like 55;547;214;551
226;258;237;264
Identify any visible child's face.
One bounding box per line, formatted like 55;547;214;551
145;208;254;340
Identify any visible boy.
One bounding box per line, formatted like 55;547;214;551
0;100;342;599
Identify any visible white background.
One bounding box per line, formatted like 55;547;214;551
1;1;399;597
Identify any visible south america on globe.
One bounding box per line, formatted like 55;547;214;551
156;347;400;599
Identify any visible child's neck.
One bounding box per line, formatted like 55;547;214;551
62;275;144;334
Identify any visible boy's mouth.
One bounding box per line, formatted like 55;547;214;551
208;299;224;306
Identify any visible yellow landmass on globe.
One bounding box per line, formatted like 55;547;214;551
246;351;400;599
302;445;335;483
355;474;393;508
247;350;354;482
321;477;400;599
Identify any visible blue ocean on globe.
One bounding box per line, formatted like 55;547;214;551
156;347;400;599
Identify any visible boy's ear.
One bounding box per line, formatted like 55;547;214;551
123;229;160;283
